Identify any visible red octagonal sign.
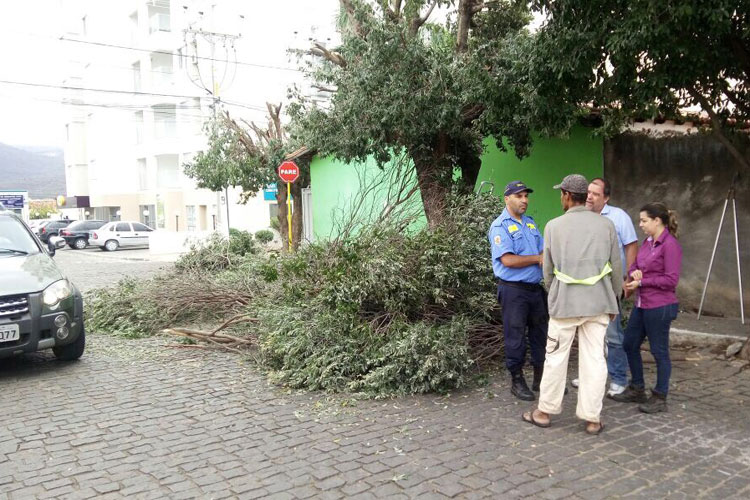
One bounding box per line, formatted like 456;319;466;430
278;161;300;183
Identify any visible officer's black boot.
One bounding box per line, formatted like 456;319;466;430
511;370;535;401
531;365;544;392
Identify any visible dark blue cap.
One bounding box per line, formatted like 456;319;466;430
504;180;533;196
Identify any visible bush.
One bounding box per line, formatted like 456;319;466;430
255;229;274;244
88;191;504;397
270;218;280;231
253;191;501;396
175;230;258;273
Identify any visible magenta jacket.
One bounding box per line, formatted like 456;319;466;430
630;230;682;309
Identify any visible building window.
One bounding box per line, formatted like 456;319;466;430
132;62;141;92
186;205;196;231
153;104;176;139
148;4;171;33
135;111;144;144
156;154;180;188
150;52;173;91
137;158;148;191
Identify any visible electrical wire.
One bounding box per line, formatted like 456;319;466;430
59;36;302;73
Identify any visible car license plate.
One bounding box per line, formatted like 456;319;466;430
0;324;20;342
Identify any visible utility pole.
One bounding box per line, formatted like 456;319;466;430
182;7;240;236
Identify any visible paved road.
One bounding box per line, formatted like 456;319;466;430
52;247;173;292
2;335;749;498
2;254;749;498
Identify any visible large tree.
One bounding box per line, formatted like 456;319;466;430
531;0;750;169
289;0;560;226
184;105;309;251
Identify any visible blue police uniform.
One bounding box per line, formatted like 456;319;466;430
488;199;548;377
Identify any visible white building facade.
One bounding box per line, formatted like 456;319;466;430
60;0;278;234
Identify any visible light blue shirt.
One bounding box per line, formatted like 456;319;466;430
488;208;544;283
601;204;637;274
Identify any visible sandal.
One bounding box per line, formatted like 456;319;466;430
522;409;551;428
585;421;605;435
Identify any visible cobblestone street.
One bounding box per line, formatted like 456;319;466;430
1;251;749;498
52;247;173;293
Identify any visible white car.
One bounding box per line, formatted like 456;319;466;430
88;221;154;251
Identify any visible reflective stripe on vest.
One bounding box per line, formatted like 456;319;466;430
553;262;613;285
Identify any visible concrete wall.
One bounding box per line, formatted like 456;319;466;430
604;132;750;317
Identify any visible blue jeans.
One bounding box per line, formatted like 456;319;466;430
623;303;678;395
606;313;628;387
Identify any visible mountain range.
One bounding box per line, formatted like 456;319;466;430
0;142;66;199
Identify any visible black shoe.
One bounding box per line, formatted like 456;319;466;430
532;365;544;392
639;391;667;414
511;373;535;401
610;385;648;403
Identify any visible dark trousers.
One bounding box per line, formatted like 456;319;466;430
623;303;678;395
498;283;548;373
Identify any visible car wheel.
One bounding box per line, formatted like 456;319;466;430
104;239;119;251
53;325;85;361
73;238;87;249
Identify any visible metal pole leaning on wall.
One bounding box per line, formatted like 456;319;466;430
476;181;495;196
697;172;744;324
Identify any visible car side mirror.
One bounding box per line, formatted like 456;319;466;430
47;240;56;257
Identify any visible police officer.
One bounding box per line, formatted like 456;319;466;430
488;181;547;401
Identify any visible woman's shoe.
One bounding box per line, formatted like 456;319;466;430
610;385;648;403
639;391;667;413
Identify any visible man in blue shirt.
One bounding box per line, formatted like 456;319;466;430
488;181;546;401
583;177;638;397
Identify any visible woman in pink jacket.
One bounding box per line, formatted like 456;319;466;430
612;202;682;414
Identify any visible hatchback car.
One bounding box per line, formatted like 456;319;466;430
88;221;154;251
60;220;107;249
39;219;75;243
0;211;85;360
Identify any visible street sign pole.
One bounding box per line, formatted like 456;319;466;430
287;181;292;252
277;160;301;252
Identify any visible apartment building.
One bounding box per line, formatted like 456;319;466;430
60;0;276;233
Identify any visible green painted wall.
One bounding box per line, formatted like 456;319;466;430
310;126;603;240
477;126;603;231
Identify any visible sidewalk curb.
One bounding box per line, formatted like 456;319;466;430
670;327;747;346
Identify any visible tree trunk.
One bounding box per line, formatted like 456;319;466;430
411;135;452;228
275;185;291;251
456;141;482;193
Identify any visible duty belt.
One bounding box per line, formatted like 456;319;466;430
553;262;613;285
498;279;544;291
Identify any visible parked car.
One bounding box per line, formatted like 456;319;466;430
28;219;52;234
60;220;107;249
0;210;85;360
88;221;154;251
39;219;75;243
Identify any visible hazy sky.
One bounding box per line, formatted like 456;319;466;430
0;0;340;147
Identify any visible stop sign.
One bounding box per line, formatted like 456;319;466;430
278;161;300;183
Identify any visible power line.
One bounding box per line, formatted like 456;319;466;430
59;36;302;73
0;79;267;113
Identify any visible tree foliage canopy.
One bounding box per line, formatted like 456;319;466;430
289;0;561;224
532;0;750;165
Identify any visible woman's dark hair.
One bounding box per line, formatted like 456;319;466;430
641;202;679;237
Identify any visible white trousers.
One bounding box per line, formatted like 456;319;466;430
538;314;610;423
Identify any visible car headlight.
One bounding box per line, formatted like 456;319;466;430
43;280;73;310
